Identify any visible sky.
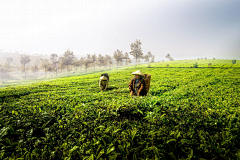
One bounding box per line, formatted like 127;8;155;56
0;0;240;61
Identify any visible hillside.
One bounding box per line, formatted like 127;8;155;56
0;60;240;159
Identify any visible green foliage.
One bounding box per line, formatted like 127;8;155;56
232;59;236;64
193;62;198;68
0;60;240;159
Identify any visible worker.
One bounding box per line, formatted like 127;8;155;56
99;74;109;90
129;70;146;96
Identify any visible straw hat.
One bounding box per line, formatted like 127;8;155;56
131;70;144;76
100;76;108;80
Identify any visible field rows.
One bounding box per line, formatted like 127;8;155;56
0;60;240;159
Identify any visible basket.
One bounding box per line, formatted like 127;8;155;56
144;74;151;94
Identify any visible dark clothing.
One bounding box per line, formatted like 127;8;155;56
129;77;147;96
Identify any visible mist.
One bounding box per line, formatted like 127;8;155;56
0;0;240;86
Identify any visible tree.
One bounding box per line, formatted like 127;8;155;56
129;39;143;68
113;49;124;69
50;54;59;76
31;65;39;74
91;54;97;71
73;58;82;72
97;54;105;67
20;54;31;79
123;52;130;65
150;55;155;63
40;58;51;77
83;54;92;73
144;54;149;63
61;49;75;75
105;54;112;69
165;54;174;61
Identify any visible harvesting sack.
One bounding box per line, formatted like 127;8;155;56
143;74;151;94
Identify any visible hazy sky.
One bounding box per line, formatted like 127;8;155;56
0;0;240;61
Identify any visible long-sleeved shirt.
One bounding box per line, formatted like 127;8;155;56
129;77;146;96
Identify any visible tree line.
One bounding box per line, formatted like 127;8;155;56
0;40;155;81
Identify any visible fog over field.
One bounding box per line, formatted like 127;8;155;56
0;0;240;85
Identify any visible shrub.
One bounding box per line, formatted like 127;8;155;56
232;59;236;64
208;63;211;68
193;62;198;68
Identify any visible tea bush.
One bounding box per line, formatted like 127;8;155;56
0;60;240;159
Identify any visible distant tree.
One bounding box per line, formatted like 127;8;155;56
40;58;51;77
97;54;105;67
165;54;174;61
109;60;113;67
123;52;130;65
113;49;124;69
213;58;215;60
129;39;143;68
166;64;169;67
83;54;92;73
201;58;203;60
204;57;207;60
105;54;112;69
61;49;75;75
144;54;149;63
20;54;31;79
146;51;152;63
58;57;65;73
91;54;97;71
73;58;82;72
150;55;155;63
50;54;59;75
198;58;200;60
31;65;39;74
161;59;164;62
232;59;236;64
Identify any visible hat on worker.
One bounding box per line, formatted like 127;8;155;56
131;70;144;76
100;75;108;80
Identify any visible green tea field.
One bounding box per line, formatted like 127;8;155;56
0;60;240;160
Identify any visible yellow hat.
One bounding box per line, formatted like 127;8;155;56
131;70;144;76
100;76;108;80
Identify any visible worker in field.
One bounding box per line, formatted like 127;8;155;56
129;70;147;96
99;73;109;90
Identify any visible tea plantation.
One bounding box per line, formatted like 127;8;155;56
0;60;240;160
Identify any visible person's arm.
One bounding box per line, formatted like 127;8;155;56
129;79;135;95
99;80;103;89
129;79;134;92
105;81;108;89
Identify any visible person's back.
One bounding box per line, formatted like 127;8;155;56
99;75;108;90
101;73;109;81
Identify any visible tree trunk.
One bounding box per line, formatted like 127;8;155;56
135;57;137;69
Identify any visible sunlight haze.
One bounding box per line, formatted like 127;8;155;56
0;0;240;60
